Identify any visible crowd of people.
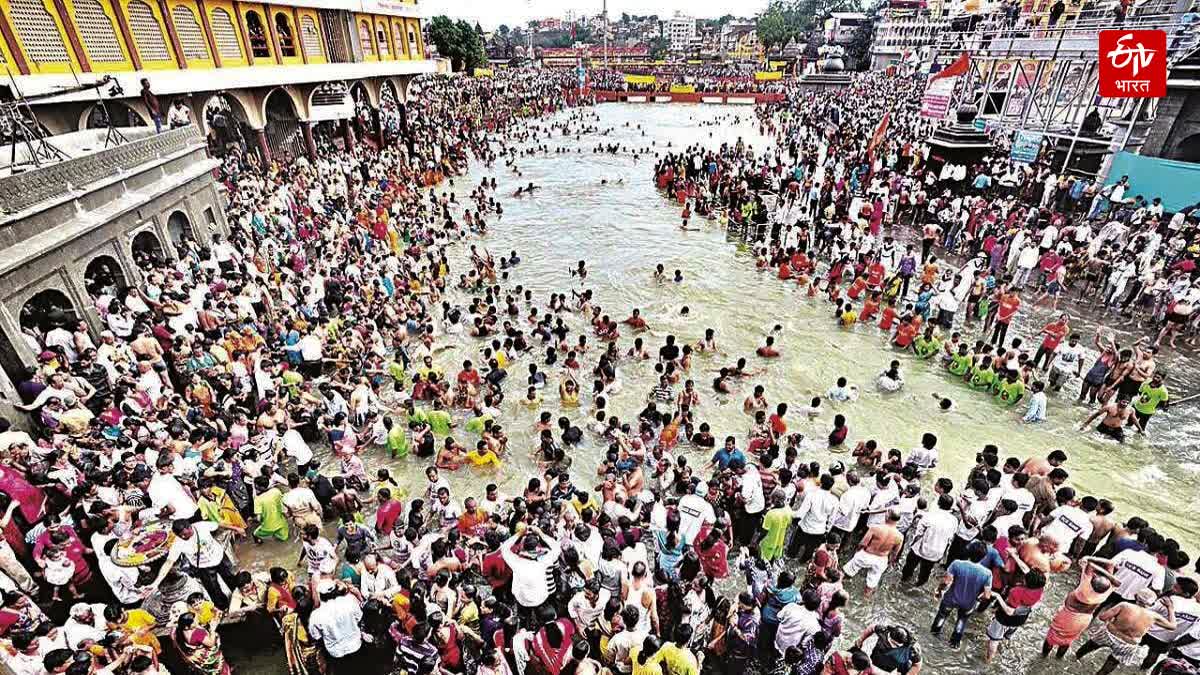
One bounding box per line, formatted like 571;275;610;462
586;65;789;95
0;57;1197;675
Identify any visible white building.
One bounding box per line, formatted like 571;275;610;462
664;13;698;52
870;7;950;70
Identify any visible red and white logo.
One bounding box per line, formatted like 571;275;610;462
1099;30;1167;98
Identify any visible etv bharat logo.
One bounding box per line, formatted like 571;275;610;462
1099;30;1166;98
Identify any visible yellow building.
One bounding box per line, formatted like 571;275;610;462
0;0;434;160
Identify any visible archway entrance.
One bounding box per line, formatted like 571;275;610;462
132;229;166;267
380;79;405;145
167;210;194;250
20;289;79;362
1169;133;1200;163
264;88;307;163
84;255;127;298
83;101;147;130
350;82;377;144
203;93;254;159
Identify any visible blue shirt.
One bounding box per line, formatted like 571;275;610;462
711;447;746;470
944;559;992;609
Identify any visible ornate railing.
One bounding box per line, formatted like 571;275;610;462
0;125;205;216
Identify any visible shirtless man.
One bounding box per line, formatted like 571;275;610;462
1020;449;1067;477
1080;397;1137;442
1081;499;1117;557
1075;589;1176;675
1018;535;1070;575
843;510;904;598
743;385;769;415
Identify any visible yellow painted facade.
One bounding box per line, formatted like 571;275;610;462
0;0;418;75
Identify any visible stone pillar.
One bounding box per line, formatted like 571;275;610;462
59;267;103;338
302;121;318;159
255;129;272;165
342;119;357;155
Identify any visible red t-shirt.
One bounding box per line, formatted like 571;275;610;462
769;414;787;436
481;549;512;589
878;307;898;330
1041;320;1068;350
997;294;1021;323
374;500;403;535
457;369;481;386
867;263;885;288
894;323;917;347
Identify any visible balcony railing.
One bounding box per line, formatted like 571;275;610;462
0;125;204;216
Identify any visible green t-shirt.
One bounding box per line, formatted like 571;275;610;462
948;353;972;377
426;409;453;435
912;336;936;359
408;407;429;426
387;426;409;458
1134;383;1169;416
386;360;409;387
464;414;493;435
969;367;995;391
758;507;793;562
995;379;1026;406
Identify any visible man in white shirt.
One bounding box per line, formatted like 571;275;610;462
1039;488;1094;554
733;459;765;547
500;527;560;622
308;580;365;663
1143;576;1200;667
147;519;239;608
568;579;611;631
147;456;197;520
901;493;958;587
677;482;716;546
1110;534;1167;603
358;553;399;599
831;472;871;542
282;422;314;475
774;591;822;656
787;474;840;561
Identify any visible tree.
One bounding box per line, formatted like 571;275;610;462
756;3;793;55
620;12;631;24
649;36;669;59
427;15;487;72
498;24;509;36
845;10;877;71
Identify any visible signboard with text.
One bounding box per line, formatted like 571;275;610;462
920;77;955;119
1010;131;1043;164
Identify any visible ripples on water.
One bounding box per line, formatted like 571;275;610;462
227;103;1200;675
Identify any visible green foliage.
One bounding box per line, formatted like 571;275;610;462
757;0;866;54
649;36;669;59
845;10;877;70
427;15;487;72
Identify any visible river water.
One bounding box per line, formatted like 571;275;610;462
224;103;1200;674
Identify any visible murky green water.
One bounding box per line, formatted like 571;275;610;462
224;103;1200;674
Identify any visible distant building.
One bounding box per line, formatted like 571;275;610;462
824;12;869;45
539;45;651;68
664;13;698;52
721;22;763;61
870;1;950;70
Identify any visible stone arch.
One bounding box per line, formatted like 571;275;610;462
380;79;400;109
166;209;194;248
202;91;254;156
350;80;377;109
79;100;148;130
263;87;306;161
131;229;166;265
19;288;77;336
260;85;305;124
388;76;409;103
1169;132;1200;163
83;254;127;297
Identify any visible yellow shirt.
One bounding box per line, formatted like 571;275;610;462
629;646;665;675
465;449;501;468
840;310;858;327
122;609;162;654
190;601;217;625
